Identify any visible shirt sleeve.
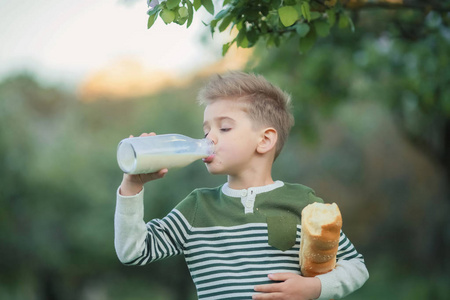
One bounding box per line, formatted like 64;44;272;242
114;187;188;265
315;231;369;299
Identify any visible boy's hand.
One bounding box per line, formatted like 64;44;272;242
119;132;168;196
253;273;321;300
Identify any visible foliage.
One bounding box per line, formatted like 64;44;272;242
247;6;450;180
1;67;449;299
0;75;210;299
145;0;450;55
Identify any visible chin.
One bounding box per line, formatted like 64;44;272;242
205;164;226;175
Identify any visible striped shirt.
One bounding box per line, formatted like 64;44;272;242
115;181;369;300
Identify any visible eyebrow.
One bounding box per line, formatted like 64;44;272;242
203;116;236;128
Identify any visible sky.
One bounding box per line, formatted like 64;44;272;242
0;0;224;87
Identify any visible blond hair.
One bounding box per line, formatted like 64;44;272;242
198;71;294;159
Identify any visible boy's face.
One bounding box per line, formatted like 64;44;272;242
202;99;262;176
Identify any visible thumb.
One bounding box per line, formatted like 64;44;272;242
268;272;297;282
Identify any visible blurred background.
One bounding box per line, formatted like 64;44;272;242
1;1;449;299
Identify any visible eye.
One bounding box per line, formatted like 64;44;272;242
204;132;209;138
220;128;231;132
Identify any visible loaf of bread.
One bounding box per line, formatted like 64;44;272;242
300;202;342;277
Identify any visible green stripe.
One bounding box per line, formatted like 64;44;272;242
339;235;349;246
198;284;259;296
148;222;172;255
164;214;186;248
171;210;192;234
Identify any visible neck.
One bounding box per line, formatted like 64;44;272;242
227;168;274;190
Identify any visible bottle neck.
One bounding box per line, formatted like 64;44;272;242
200;138;215;156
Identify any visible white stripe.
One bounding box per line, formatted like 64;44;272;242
198;284;255;297
157;219;179;255
202;291;255;300
149;220;173;257
186;231;268;248
188;255;299;270
339;249;359;260
191;262;299;277
146;223;163;260
187;242;299;256
162;216;185;247
171;209;193;232
190;222;268;233
198;278;268;292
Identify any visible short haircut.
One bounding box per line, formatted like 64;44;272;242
198;71;294;159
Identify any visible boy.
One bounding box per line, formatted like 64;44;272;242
115;72;369;299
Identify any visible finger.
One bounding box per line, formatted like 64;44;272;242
142;168;168;181
268;272;297;282
158;168;168;177
254;282;282;293
252;292;283;300
139;132;156;137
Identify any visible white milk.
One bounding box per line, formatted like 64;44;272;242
132;153;208;174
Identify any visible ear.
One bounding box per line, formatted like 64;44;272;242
256;127;278;155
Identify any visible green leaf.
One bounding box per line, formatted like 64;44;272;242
222;42;231;56
215;8;230;20
348;16;355;32
260;21;268;34
266;35;276;47
236;29;246;47
278;6;299;27
246;29;258;45
147;6;161;16
326;9;336;26
219;14;234;32
193;0;201;11
299;28;316;53
210;19;218;35
201;0;214;15
175;16;188;25
160;9;176;24
147;13;158;29
186;1;194;28
338;13;349;29
236;19;244;31
310;12;322;20
339;13;354;32
178;6;188;18
295;23;310;37
240;36;249;48
166;0;181;10
301;2;311;22
274;35;280;47
314;20;330;37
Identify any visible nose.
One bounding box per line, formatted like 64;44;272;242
206;131;217;144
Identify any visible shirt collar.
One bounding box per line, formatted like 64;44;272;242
221;180;284;198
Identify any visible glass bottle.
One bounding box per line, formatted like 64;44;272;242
117;134;214;174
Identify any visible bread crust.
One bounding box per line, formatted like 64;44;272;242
300;203;342;277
